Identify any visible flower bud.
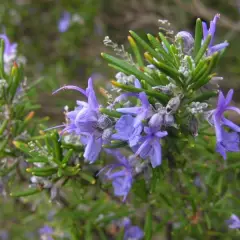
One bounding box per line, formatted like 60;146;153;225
189;115;198;137
149;113;164;128
176;31;194;55
102;127;113;140
97;115;113;129
164;114;175;126
166;96;181;113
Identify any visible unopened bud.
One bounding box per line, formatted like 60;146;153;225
149;113;164;128
102;128;113;140
176;31;194;55
97;115;113;129
164;114;175;126
189;115;198;137
166;96;181;113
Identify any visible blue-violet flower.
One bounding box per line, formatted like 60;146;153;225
202;14;229;55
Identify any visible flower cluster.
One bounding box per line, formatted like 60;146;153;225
54;14;240;205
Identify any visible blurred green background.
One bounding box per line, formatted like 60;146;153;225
0;0;239;239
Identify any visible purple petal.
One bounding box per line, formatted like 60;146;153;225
124;226;144;240
134;79;141;88
133;112;147;127
135;137;152;157
213;115;222;142
52;85;86;96
150;139;162;168
226;106;240;115
209;14;220;45
155;131;168;138
113;115;134;140
210;42;229;54
139;92;149;107
222;118;240;132
82;78;99;109
202;22;208;40
114;92;138;104
216;142;226;160
117;106;142;115
217;90;225;109
107;169;126;179
227;214;240;229
129;130;142;147
58;12;71;32
224;89;234;106
84;136;102;163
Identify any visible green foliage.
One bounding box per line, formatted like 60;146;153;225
0;1;240;240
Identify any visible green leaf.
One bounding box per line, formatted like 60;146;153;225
103;140;128;149
26;166;57;173
79;172;96;184
62;149;74;165
8;63;23;101
111;80;169;104
147;34;162;50
62;165;80;176
0;40;7;80
0;138;8;152
101;53;155;85
188;91;218;103
13;141;32;155
132;179;148;201
144;208;153;240
158;32;178;66
26;157;48;163
96;226;108;240
99;108;122;118
0;160;18;177
205;213;211;230
192;64;208;83
129;31;162;63
0;119;8;135
152;60;183;86
10;188;42;197
158;32;171;54
193;18;203;57
195;34;211;64
128;36;144;66
84;222;92;240
50;131;62;165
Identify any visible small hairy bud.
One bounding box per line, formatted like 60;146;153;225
164;114;175;126
176;31;194;55
97;115;113;129
187;102;208;114
149;113;164;128
166;96;181;113
102;128;113;140
189;115;199;137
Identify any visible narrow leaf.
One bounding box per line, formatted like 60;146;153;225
195;34;211;64
144;208;153;240
10;188;42;197
99;108;122;118
128;36;144;66
188;91;218;103
193;18;203;57
111;81;169;104
129;31;162;63
102;53;155;85
79;172;96;184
